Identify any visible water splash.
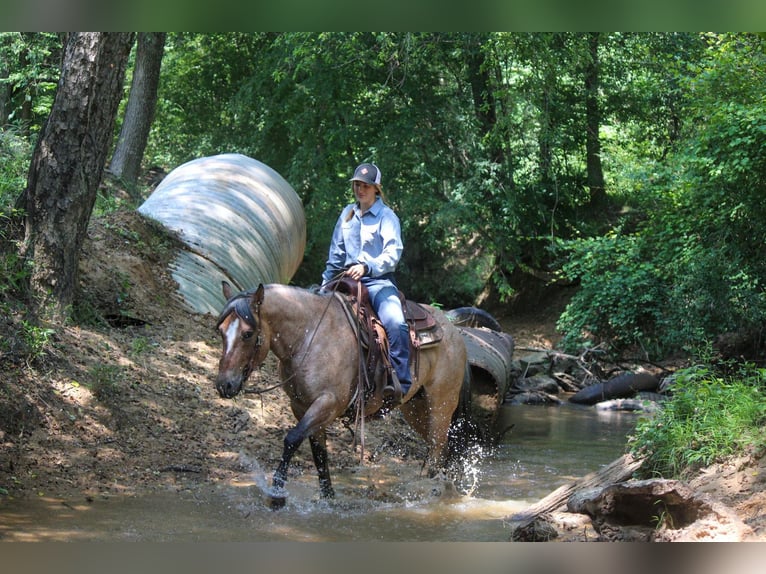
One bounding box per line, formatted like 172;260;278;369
456;441;488;496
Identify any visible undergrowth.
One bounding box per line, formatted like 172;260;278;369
628;360;766;479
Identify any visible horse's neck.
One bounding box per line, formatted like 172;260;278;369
261;285;325;361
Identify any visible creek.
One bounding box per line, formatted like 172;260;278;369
0;403;639;542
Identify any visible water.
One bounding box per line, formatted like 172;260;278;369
0;404;640;542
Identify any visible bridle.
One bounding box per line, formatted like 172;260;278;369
216;274;363;401
217;290;267;391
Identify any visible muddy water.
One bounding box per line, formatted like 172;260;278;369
0;404;638;542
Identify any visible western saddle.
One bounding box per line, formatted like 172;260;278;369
323;277;443;400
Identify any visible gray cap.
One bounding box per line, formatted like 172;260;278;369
350;163;381;185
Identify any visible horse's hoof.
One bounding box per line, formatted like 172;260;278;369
268;493;287;510
265;487;287;510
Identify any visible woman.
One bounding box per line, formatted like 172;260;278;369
321;162;411;406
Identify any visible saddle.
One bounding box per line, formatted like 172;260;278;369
324;277;443;394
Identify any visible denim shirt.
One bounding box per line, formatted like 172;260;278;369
322;196;403;285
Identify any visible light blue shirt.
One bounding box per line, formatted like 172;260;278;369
322;196;403;285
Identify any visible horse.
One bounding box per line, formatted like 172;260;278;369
214;281;468;508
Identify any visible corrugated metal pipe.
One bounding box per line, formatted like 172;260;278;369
138;153;306;314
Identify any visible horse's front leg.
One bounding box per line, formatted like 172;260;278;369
309;431;335;499
269;392;340;509
270;424;305;509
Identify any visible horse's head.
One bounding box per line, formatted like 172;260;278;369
215;281;269;398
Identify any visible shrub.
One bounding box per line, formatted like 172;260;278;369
554;233;669;357
629;362;766;479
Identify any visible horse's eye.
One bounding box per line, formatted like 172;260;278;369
242;331;254;341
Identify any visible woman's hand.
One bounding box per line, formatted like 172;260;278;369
345;263;367;280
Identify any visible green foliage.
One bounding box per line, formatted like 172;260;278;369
7;32;766;332
140;32;721;307
629;362;766;478
19;320;55;363
148;33;496;304
0;33;61;132
0;246;29;300
555;34;766;358
0;127;31;203
0;135;29;304
130;336;150;356
87;364;123;401
555;233;669;356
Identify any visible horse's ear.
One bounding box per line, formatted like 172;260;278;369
222;281;233;300
254;283;265;305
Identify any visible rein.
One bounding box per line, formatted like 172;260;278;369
239;273;348;397
238;276;371;464
353;280;369;462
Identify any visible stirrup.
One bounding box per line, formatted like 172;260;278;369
382;371;403;407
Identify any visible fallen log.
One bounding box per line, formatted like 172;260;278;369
508;452;644;522
569;372;659;405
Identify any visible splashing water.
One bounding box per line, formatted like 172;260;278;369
454;441;488;497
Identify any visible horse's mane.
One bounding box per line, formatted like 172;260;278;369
216;289;259;329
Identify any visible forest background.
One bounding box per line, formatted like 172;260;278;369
2;32;766;363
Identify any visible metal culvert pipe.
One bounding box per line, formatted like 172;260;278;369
458;326;515;399
137;153;306;314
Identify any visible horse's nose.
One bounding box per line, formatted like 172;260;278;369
216;379;239;399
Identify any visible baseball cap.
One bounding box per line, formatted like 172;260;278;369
350;163;381;185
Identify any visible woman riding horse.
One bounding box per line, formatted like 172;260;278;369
321;163;410;407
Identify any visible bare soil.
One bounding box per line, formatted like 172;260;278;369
1;209;765;541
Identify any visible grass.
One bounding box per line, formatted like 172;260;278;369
628;361;766;479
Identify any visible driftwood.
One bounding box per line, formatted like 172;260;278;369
508;453;644;522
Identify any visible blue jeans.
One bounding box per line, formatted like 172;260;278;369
364;278;411;386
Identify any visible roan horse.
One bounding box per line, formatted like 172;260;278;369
215;281;468;508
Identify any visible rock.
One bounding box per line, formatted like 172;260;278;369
522;373;560;394
594;398;661;413
518;351;550;376
511;514;559;541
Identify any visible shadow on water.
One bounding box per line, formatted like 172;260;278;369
0;404;640;542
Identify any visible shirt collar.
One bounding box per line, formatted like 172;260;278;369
355;196;383;217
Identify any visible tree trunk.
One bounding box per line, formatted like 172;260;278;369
0;43;9;128
20;32;134;322
509;453;644;522
585;32;606;205
463;32;511;186
108;32;166;190
537;79;554;188
464;34;497;145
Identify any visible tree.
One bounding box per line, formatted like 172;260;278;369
0;33;62;134
19;32;134;322
584;32;606;205
108;32;166;190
